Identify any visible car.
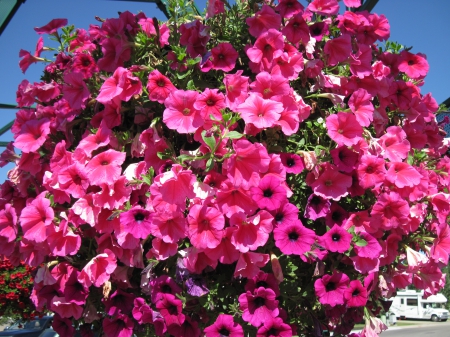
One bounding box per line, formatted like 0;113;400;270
0;316;53;337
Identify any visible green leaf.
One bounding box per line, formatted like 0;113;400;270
186;80;196;90
202;130;217;152
354;237;368;247
205;158;214;172
226;131;243;139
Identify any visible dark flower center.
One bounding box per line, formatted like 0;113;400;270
134;213;145;221
206;99;215;106
408;60;415;66
365;166;374;174
332;233;341;242
256;280;268;288
352;289;360;297
286;158;295;167
218;328;230;336
218;54;225;60
263;189;273;197
157;79;165;87
275;213;284;222
267;328;279;335
331;211;342;222
264;44;272;51
101;161;109;166
326;282;336;291
168;304;178;315
288;231;299;242
161;284;172;293
310;195;321;205
254;297;266;308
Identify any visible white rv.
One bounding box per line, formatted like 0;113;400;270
389;290;449;322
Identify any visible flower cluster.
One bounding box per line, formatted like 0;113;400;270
1;0;450;336
0;257;37;320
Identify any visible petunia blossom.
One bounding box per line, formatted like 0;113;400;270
78;249;117;288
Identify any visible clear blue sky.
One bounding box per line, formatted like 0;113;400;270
1;0;449;183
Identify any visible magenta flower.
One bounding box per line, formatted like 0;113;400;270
210;42;239;72
270;201;299;227
245;271;280;297
314;272;349;307
147;69;176;104
155;293;185;327
320;225;352;254
274;220;316;256
282;13;310;46
251;175;287;211
224;70;249;110
238;94;283;129
246;5;281;37
132;298;154;324
14;118;51;153
85;149;126;186
62;72;90;110
256;317;293;337
276;0;304;19
19;37;44;74
398;50;429;79
204;314;244;337
234;252;270;279
119;206;152;240
239;287;279;327
194;88;226;121
78;249;117;288
187;204;224;249
102;313;134;337
230;211;273;253
344;280;368;307
308;0;339;15
246;29;284;66
304;194;331;220
326;112;363;146
97;67;142;104
163;89;204;133
150;209;187;244
19;192;54;243
280;153;304;174
34;18;68;34
310;165;352;201
356;154;386;189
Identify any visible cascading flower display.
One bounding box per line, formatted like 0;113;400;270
1;0;450;336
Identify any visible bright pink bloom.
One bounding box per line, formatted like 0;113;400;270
150;209;187;243
356;155;386;189
14;118;51;153
385;162;422;188
344;280;368;307
343;0;361;7
50;296;83;319
119;206;153;240
210;42;239;72
163;89;204;133
310;165;352;201
238;94;283;129
378;126;410;162
97;67;142;104
85;149;126;186
19;37;44;73
230;211;273;253
155;293;185;327
34;18;68;34
326;112;363;146
276;0;304;19
97;38;131;72
234;252;270;279
20;192;54;243
187;204;224;249
246;29;284;67
206;0;225;19
250;72;290;100
371;192;410;230
0;204;17;243
147;70;176;104
324;34;352;66
78;249;117;288
314;272;349;307
239;287;279;327
132;298;154;324
77;122;113;156
47;220;81;257
348;88;374;127
256;317;292;337
179;20;210;58
246;5;281;37
204;314;244;337
194;88;226;121
282;14;310;46
72;194;101;227
431;222;450;263
320;225;352;253
304;194;331;220
224;70;249;110
353;232;382;259
307;0;339;15
71;53;98;79
330;146;359;173
398;50;429;79
62;72;90;110
274;220;316;255
251;175;287;211
56;163;90;198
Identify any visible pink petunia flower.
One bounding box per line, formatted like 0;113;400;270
307;0;339;16
398;50;429;79
194;88;226;121
282;13;310;46
210;42;239;72
256;317;293;337
97;67;142;104
310;165;352;201
155;293;185;327
204;314;244;337
326;112;363;147
344;280;368;307
348;88;374;127
78;249;117;288
62;72;90;110
274;220;316;256
246;5;281;37
276;0;304;19
14;118;51;153
319;225;352;253
246;29;284;67
234;252;270;279
85;149;126;186
102;313;134;337
147;69;176;104
187;204;224;249
19;37;44;73
378;126;410;162
356;154;386;189
150;208;187;244
251;175;287;211
314;272;350;307
239;287;279;327
371;192;410;230
163;89;204;133
230;211;273;253
238;94;283;129
324;34;351;66
119;206;153;240
34;18;68;34
20;192;54;243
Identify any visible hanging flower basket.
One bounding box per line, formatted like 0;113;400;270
1;0;450;336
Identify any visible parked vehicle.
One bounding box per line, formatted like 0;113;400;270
0;316;53;337
389;290;449;322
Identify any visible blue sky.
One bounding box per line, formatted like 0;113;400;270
0;0;449;183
